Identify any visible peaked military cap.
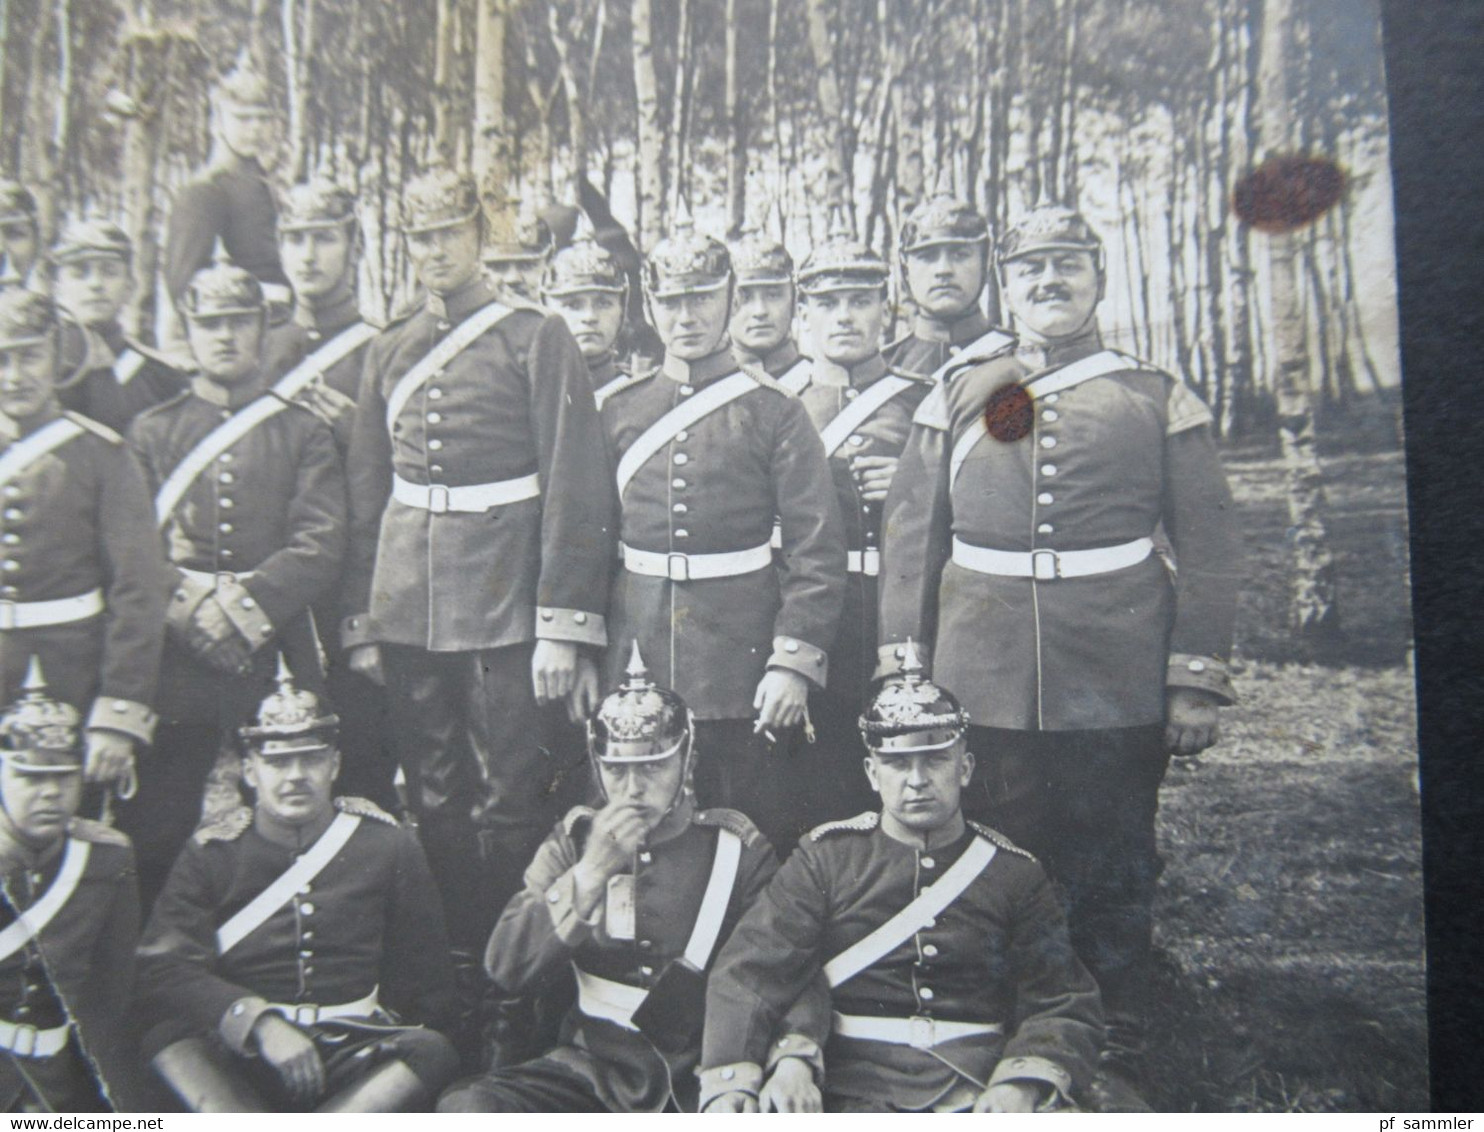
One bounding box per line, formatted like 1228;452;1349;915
0;288;59;350
588;642;692;764
0;181;37;226
179;242;264;318
644;212;730;298
859;640;971;754
0;659;83;773
50;216;133;266
799;212;888;295
729;231;794;286
543;238;627;297
279;178;358;233
239;655;339;757
486;201;554;263
399;169;481;235
997;205;1103;265
899;188;990;254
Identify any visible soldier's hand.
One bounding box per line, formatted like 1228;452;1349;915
759;1057;822;1112
566;654;601;725
753;669;809;733
973;1081;1045;1113
851;454;899;502
84;729;136;788
532;639;581;704
577;801;651;886
347;644;386;687
703;1092;760;1113
252;1013;325;1105
1166;686;1221;757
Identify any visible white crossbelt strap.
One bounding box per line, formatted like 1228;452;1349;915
818;375;914;457
0;589;105;631
952;536;1154;580
949;418;987;491
273;322;378;400
114;347;147;387
0;838;90;964
776;357;813;395
216;812;361;955
620;540;773;582
0;418;85;490
384;300;514;430
616;373;756;496
832;1012;1003;1048
823;836;996;988
391;471;541;513
155;396;290;526
931;330;1017;384
1023;349;1137;400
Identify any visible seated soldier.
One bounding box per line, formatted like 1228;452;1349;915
699;643;1103;1113
438;643;827;1113
0;660;144;1112
135;659;459;1113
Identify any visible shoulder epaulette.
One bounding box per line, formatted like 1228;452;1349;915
882;331;912;354
740;364;788;395
594;369;653;409
562;805;598;839
809;811;880;841
693;807;765;847
194;805;254;845
335;796;399;826
67;817;131;848
967;820;1036;861
911;383;949;430
890;365;934;385
135;388;194;422
61;411;123;445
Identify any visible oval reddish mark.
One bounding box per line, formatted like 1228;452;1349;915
1232;155;1346;233
984;382;1033;442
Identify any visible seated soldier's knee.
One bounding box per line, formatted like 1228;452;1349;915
392;1028;461;1092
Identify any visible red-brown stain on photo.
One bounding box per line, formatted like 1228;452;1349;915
1232;155;1346;233
984;381;1034;442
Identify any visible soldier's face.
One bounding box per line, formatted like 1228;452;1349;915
1002;250;1101;342
804;288;886;367
865;740;974;834
218;102;279;165
406;220;484;296
652;288;731;360
0;766;81;848
281;226;355;302
903;243;985;319
488;258;546;305
599;756;686;826
243;747;341;828
1;221;37;280
730;283;794;355
52;256;134;329
186;312;264;384
0;337;60;424
549;291;624;360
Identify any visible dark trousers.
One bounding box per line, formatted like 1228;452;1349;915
322;655;401;813
438;1056;609;1113
692;719;798;854
380;642;557;948
966;723;1170;1023
794;690;879;837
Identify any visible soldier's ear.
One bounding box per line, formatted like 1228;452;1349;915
863;755;882;795
958;747;975;789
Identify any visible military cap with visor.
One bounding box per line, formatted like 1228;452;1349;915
728;231;794;286
798;213;889;295
0;659;84;775
0;288;59;350
644;220;731;299
239;655;340;758
859;640;971;755
997;205;1103;267
279;178;358;233
485;203;554;264
899;189;990;255
542;238;627;298
399;168;482;236
0;181;38;227
178;242;266;318
50;216;133;267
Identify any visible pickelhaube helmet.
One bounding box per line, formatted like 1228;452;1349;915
485;198;554;264
899;171;990;255
50;216;133;267
399;168;481;236
586;642;694;803
996;205;1103;269
215;50;273;109
858;640;971;754
0;659;83;774
0;181;38;227
178;241;265;318
238;655;340;758
542;238;627;298
0;288;58;350
644;208;731;299
279;178;358;234
728;231;794;286
798;210;889;295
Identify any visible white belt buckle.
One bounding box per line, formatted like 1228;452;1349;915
427;485;450;514
1031;548;1061;581
7;1023;38;1057
0;600;14;631
667;552;691;582
291;1004;322;1026
907;1016;936;1049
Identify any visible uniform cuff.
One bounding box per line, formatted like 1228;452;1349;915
874;640;930;681
535;607;608;648
697;1063;764;1111
767;636;829;686
543;868;600;947
86;699;157;744
764;1033;823;1077
1166;653;1235;704
166;572;214;634
219;578;276;653
341;613;376;651
220;996;274;1055
987;1055;1074;1110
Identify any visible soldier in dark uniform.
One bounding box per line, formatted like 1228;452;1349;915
123;252;346;909
48;217;187;434
137;662;459;1112
791;222;932;826
0;183;41;289
700;647;1102;1113
599;222;845;850
438;644;826;1112
879;205;1242;1110
342;169;614;947
541;234;634;406
0;289;165;799
0;662;146;1112
727;231;810;392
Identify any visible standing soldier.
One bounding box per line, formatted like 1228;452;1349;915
0;663;146;1112
541;234;635;404
342;169;613;949
484;203;553;306
48;217;186;434
792;221;932;825
879;205;1242;1110
124;251;346;908
728;230;810;393
0;289;165;800
0;183;41;288
599;221;844;850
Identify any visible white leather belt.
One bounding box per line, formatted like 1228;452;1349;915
574;969;646;1032
832;1011;1003;1049
848;549;880;576
178;568;257;588
0;589;104;631
951;536;1154;581
621;540;773;582
0;1018;70;1058
266;987;380;1027
392;471;541;514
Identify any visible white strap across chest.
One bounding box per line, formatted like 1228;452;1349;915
274;322;378;400
215;812;361;956
823;836;996;988
615;372;755;496
817;375;914;457
154;395;291;526
384;300;514;430
930;329;1016;384
113;348;147;387
0;838;91;964
0;418;86;490
776;356;813;395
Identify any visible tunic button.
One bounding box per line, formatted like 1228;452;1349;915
676;430;689;442
846;388;859;400
430;465;444;476
429;438;444;451
1038;523;1054;534
437;320;452;331
673;453;689;465
923;944;939;958
721;1068;735;1081
672;478;686;490
0;586;16;598
241;597;256;609
1188;659;1207;673
640;966;654;978
220;472;235;484
1040;436;1058;449
303;930;314;940
574;612;588;624
2;560;17;572
540;610;554;621
303;966;314;977
1;534;16;546
1037;492;1054;505
849;435;865;446
427;412;443;424
639;851;652;863
2;486;17;498
639;939;653;951
1042;409;1059;422
1044;393;1060;404
921;856;936;869
784;640;800;654
219;453;234;463
429;388;444;400
231;1003;246;1016
2;510;19;521
547;891;560;904
220;497;234;509
778;1037;791;1047
219;523;233;534
920;987;935;1001
680;385;695;396
675;529;689;538
673;504;688;514
1041;463;1058;476
300;902;315;915
113;701;129;712
300;950;313;959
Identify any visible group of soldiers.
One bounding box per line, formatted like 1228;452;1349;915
0;53;1241;1114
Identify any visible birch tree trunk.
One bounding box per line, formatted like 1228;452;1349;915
473;0;513;233
665;0;694;214
632;0;664;248
724;0;745;235
803;0;847;214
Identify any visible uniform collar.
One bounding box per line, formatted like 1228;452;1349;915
877;810;970;852
191;368;269;408
4;404;63;438
587;352;619;386
426;273;501;324
253;803;337;851
736;337;801;377
0;814;65;876
811;351;887;389
662;344;738;388
911;305;990;346
295;283;360;339
1017;324;1103;372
